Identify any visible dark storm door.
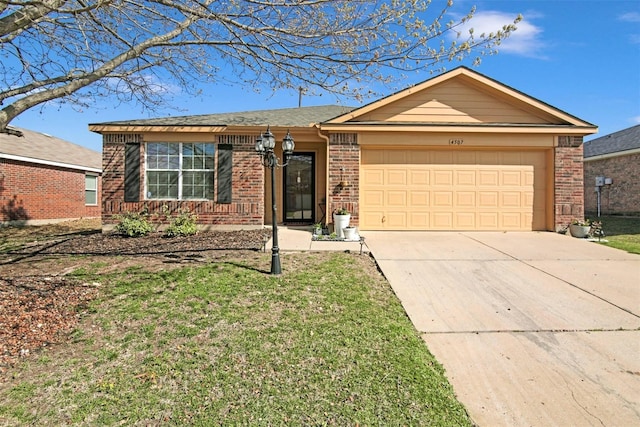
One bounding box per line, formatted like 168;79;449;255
284;153;315;223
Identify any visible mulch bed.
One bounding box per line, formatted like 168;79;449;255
0;226;271;375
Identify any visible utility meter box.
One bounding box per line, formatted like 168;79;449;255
595;176;605;187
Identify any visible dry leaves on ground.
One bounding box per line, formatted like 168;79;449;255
0;277;99;374
0;222;272;374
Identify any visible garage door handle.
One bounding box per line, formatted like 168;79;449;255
382;216;386;223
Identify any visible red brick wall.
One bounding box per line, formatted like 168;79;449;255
101;134;265;227
584;153;640;215
0;158;101;223
328;133;359;225
554;136;584;230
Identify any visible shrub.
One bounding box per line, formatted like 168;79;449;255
165;209;198;237
114;212;155;237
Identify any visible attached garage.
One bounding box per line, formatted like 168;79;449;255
360;148;549;231
322;67;597;232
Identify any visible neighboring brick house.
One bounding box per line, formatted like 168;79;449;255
0;127;102;225
583;125;640;216
90;67;597;232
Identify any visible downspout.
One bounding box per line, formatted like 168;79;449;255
315;125;331;222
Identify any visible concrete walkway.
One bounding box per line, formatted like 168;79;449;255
364;231;640;426
273;227;640;426
264;226;369;254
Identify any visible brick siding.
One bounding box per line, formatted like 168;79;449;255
328;133;359;225
101;134;264;227
584;153;640;215
0;158;101;224
554;136;584;230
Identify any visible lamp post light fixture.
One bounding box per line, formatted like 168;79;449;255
255;125;295;275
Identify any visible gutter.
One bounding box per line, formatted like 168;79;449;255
0;153;101;173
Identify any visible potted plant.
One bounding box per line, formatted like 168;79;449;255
569;218;591;238
333;207;351;239
343;225;357;240
312;222;323;236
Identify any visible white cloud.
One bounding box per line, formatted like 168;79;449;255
632;116;640;124
452;10;546;59
619;12;640;22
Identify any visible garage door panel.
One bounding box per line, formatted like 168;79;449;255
387;191;407;207
479;192;499;208
456;170;476;185
524;170;535;186
501;213;523;229
479;170;499;186
361;211;384;229
501;192;521;207
387;169;407;185
360;149;547;231
363;190;384;207
363;169;384;185
409;169;429;185
501;170;522;186
524;192;534;207
433;192;453;207
409;212;430;228
386;212;407;228
432;212;453;228
455;212;475;228
433;170;453;186
410;191;430;206
456;192;476;207
479;213;499;229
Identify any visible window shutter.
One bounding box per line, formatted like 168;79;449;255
217;144;233;204
124;143;140;202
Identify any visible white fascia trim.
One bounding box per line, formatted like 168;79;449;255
583;147;640;162
0;153;101;173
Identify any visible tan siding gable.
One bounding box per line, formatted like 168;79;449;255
355;80;556;125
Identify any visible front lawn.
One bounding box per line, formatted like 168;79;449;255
589;215;640;254
0;251;471;426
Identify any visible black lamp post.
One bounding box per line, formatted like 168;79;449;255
255;126;295;275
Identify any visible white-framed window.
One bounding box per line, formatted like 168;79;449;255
145;142;215;200
85;174;98;205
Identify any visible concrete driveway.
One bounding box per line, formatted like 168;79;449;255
364;231;640;426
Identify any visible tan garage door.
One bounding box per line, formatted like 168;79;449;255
360;149;547;231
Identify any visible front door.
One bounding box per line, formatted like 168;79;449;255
284;153;315;223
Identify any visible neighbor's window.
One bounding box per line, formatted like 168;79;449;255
145;142;215;200
85;174;98;205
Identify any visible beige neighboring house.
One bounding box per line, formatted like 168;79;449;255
583;125;640;216
0;126;102;226
90;67;597;232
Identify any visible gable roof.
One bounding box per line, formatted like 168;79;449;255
0;127;101;172
322;66;597;135
90;105;355;133
583;124;640;158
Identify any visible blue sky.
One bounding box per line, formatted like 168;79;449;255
12;0;640;153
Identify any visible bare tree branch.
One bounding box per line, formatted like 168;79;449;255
0;0;521;132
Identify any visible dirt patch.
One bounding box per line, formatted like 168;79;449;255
0;219;273;373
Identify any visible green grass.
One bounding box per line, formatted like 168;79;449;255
589;215;640;254
0;252;471;426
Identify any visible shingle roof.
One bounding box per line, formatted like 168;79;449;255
91;105;356;128
0;126;101;170
584;125;640;158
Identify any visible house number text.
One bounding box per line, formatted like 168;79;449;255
449;138;464;145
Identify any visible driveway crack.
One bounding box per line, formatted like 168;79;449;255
461;234;640;320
